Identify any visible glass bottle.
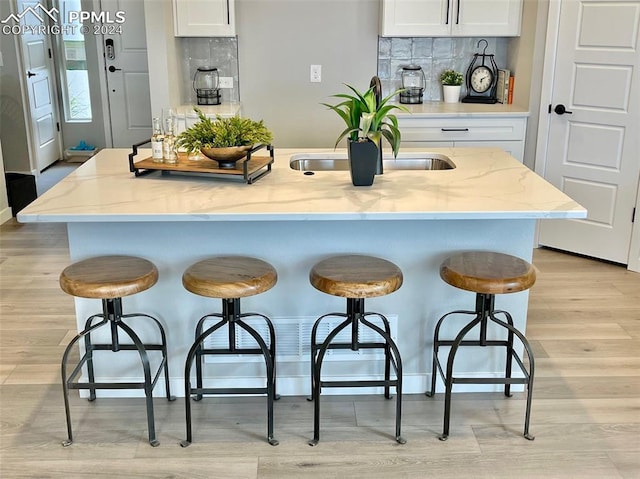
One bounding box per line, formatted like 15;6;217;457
163;116;178;164
151;117;164;162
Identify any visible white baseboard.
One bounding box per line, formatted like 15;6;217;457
0;206;13;224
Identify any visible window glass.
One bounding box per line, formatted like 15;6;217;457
57;0;92;121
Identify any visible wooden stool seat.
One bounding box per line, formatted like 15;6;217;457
310;254;403;298
60;255;158;299
440;251;536;295
182;256;277;299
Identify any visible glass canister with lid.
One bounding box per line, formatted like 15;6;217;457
399;65;426;104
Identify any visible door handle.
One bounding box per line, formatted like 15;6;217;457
441;128;469;132
554;104;573;115
108;66;122;73
27;71;36;78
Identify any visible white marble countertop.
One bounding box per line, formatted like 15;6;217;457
17;147;585;223
394;102;529;118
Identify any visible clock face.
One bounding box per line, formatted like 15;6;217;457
470;66;494;93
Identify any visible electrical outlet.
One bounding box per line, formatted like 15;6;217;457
310;64;321;83
218;77;234;89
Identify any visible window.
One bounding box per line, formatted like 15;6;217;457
56;0;91;121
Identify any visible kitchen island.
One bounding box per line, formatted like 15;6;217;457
18;147;585;397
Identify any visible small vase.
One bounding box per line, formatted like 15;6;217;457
443;85;461;103
347;139;379;186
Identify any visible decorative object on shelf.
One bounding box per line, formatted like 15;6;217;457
163;108;178;165
399;64;426;104
175;108;273;168
200;145;252;166
128;142;275;184
440;69;464;103
193;66;221;105
461;39;499;104
151;117;164;163
323;80;409;186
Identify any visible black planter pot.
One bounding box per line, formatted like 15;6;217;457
347;139;379;186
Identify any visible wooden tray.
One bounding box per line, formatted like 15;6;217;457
129;144;274;184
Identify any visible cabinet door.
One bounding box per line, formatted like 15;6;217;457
453;0;522;36
381;0;450;37
173;0;236;37
381;0;522;37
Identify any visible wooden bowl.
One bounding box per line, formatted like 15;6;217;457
200;145;252;168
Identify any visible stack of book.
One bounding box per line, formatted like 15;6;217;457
497;69;514;104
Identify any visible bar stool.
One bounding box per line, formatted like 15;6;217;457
308;254;405;446
180;256;279;447
59;255;174;447
427;251;536;441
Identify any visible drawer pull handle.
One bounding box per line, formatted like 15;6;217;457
441;128;469;132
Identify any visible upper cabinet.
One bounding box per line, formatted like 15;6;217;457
173;0;236;37
381;0;522;37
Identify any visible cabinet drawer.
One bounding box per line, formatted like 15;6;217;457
397;117;526;142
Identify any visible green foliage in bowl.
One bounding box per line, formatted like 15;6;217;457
322;83;409;158
176;108;273;153
440;69;464;86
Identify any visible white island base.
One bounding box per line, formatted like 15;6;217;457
68;218;536;397
18;147;585;398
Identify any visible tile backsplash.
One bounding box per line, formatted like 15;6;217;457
378;37;508;101
180;37;240;105
179;36;508;105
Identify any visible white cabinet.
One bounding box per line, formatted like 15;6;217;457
381;0;522;37
398;116;527;162
173;0;236;37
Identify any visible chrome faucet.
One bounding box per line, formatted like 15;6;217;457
370;76;384;175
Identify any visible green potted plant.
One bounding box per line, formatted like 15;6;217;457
323;83;409;186
176;108;273;168
440;69;464;103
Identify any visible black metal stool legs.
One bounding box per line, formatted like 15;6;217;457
308;298;404;446
61;298;174;447
427;293;535;441
181;297;279;447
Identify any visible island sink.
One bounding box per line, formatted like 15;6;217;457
290;152;455;172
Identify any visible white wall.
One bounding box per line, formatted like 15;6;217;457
0;0;31;174
144;0;182;119
508;0;548;170
236;0;379;148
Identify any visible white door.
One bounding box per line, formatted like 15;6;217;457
17;0;61;171
101;0;152;147
537;0;640;266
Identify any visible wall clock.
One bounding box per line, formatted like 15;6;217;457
461;39;498;104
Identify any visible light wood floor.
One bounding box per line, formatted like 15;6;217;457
1;219;639;478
